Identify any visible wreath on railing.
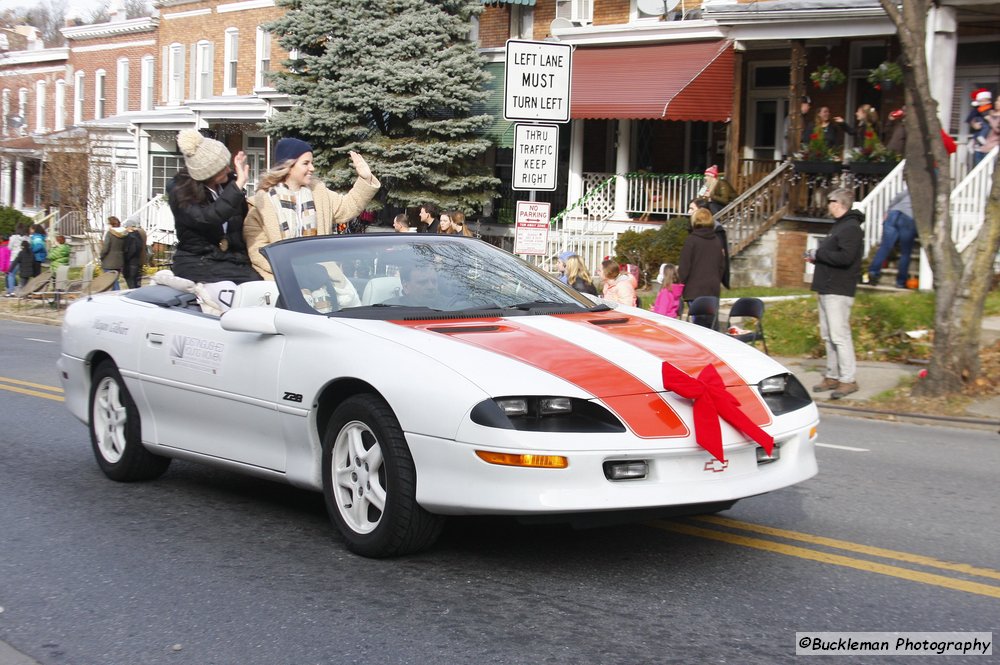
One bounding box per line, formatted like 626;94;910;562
809;65;846;91
868;61;903;90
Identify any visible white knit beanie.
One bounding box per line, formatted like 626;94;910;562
177;129;231;181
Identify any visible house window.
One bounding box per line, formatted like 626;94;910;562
244;135;268;195
74;72;85;124
168;43;184;104
556;0;592;25
35;80;46;132
117;58;129;114
196;40;213;99
95;70;106;119
510;5;533;39
2;89;8;135
469;15;479;43
54;80;66;131
255;27;271;90
150;153;185;197
224;28;239;94
18;88;27;134
140;55;154;110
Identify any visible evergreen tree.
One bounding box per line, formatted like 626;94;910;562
266;0;499;213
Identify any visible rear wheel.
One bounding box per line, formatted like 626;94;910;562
322;395;444;557
89;360;171;481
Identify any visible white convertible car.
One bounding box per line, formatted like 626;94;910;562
59;234;818;557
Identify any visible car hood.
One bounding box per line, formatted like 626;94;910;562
343;308;785;429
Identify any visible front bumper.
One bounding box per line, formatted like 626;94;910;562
407;422;818;515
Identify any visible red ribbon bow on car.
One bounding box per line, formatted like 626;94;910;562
661;362;774;463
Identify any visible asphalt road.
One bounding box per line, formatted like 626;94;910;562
0;319;996;665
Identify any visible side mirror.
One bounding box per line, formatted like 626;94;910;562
220;307;281;335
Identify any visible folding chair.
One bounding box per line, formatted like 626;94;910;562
725;297;768;354
686;295;719;330
88;271;120;294
15;270;55;309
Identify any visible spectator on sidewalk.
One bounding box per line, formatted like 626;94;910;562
600;260;636;307
867;190;916;289
417;204;440;233
4;223;27;296
651;263;684;318
806;187;864;400
565;255;597;295
48;235;71;268
100;216;126;291
679;207;726;306
122;218;148;289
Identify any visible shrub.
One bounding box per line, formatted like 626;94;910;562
0;206;32;238
614;216;689;286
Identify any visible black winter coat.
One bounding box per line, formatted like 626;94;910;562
679;226;726;301
811;209;865;297
167;173;260;284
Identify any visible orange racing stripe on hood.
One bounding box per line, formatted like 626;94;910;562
558;311;772;427
391;318;688;438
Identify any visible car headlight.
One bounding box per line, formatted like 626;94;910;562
471;397;625;433
757;373;812;415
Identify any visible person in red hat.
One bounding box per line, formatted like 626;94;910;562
966;88;995;167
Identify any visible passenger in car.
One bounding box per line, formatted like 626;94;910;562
244;138;381;280
168;130;261;285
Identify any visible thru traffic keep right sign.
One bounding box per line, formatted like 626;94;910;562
512;123;559;191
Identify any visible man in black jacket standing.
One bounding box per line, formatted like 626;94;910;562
806;187;864;400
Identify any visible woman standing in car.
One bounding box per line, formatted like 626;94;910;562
167;129;260;284
244;138;380;280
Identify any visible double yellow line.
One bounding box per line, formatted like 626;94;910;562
650;515;1000;599
0;376;64;402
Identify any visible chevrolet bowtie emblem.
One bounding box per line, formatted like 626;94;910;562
703;459;729;473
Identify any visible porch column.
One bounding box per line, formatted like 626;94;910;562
0;158;10;207
567;119;584;209
919;6;957;291
13;158;23;210
613;119;631;220
925;6;957;129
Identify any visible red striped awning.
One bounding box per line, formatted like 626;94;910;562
570;40;735;121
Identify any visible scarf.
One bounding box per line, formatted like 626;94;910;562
269;183;317;239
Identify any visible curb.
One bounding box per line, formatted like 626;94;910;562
817;402;1000;433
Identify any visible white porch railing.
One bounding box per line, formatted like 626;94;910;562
127;195;177;246
951;146;998;252
856;160;907;258
575;172;705;220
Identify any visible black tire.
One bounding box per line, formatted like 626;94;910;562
322;394;444;557
89;360;171;482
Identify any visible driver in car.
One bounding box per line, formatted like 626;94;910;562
388;263;439;307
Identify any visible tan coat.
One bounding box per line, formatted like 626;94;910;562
244;177;380;280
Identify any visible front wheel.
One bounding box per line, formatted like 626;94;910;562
89;360;171;482
322;395;444;557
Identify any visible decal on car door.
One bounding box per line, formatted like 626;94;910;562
168;335;225;375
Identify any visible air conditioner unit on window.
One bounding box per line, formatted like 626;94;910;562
556;0;593;26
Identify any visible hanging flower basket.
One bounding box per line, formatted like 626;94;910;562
867;61;903;91
809;65;846;91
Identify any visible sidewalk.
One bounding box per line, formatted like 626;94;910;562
3;296;998;429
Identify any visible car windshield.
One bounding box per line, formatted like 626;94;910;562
261;234;605;318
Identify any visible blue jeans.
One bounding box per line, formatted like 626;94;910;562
6;263;18;294
868;210;917;287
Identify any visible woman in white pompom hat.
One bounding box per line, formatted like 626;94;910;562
166;129;261;284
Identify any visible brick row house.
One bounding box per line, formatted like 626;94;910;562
0;0;997;283
476;0;999;286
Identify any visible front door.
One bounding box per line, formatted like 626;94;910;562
137;311;287;471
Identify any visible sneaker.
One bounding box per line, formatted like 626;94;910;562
867;273;880;287
812;377;840;393
830;382;859;399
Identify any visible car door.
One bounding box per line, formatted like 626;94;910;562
137;310;287;471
